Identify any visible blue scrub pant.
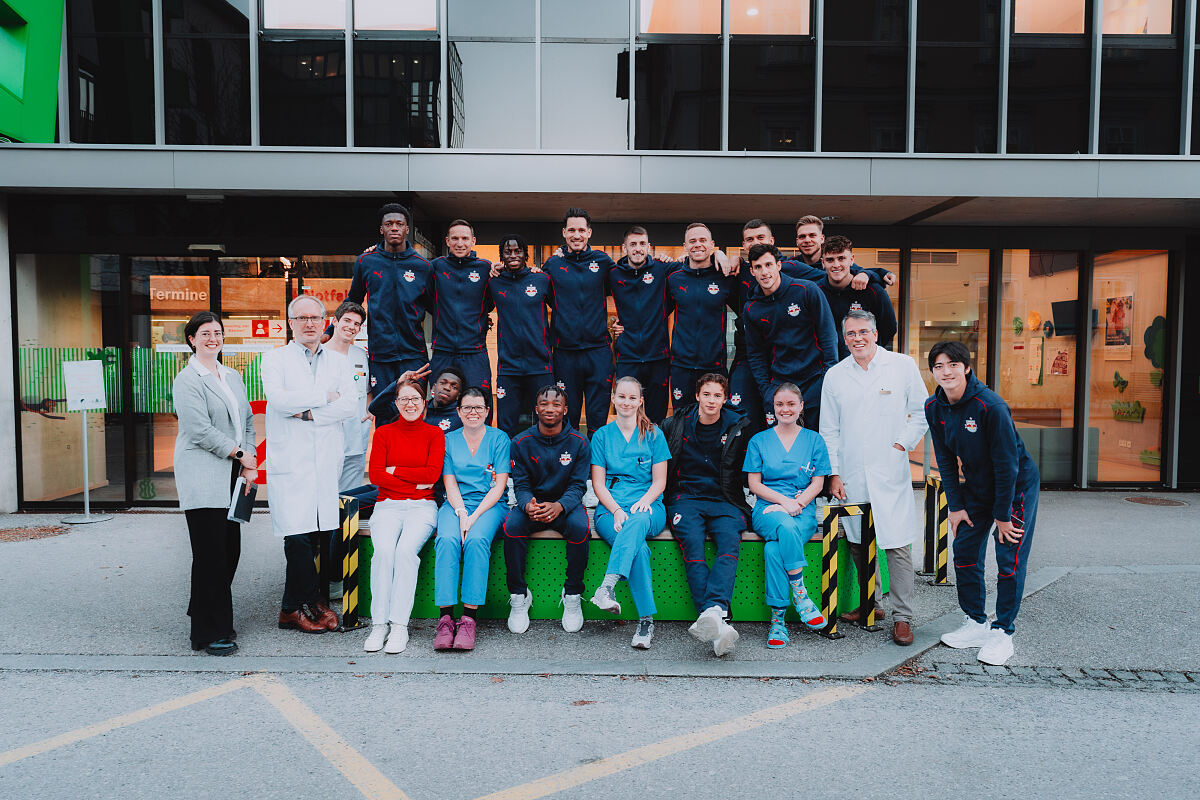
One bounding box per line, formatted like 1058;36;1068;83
503;504;590;595
668;497;745;615
728;357;764;428
753;505;814;608
433;501;506;607
594;502;664;617
554;345;614;436
496;373;552;436
614;357;669;424
952;485;1039;635
430;350;492;394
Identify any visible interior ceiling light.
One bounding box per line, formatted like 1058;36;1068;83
746;7;759;15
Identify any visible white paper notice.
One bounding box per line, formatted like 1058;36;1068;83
63;361;107;412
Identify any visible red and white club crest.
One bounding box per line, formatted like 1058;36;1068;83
965;417;978;433
496;386;507;399
765;412;776;425
438;419;451;431
672;387;682;399
730;393;742;406
556;380;567;391
559;451;573;466
525;284;538;297
403;270;415;282
588;261;600;273
720;434;728;445
642;272;655;284
849;301;864;312
707;283;720;295
672;513;682;526
787;303;800;317
468;270;481;283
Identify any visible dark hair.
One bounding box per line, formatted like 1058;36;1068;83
747;243;782;264
696;372;729;397
684;222;710;237
459;386;491;410
823;234;853;256
623;225;649;242
379;202;410;225
184;311;223;353
928;340;973;372
535;384;566;403
433;365;467;390
447;218;474;236
743;218;771;233
334;300;366;322
563;207;591;227
499;233;528;256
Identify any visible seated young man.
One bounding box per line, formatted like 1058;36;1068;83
502;386;591;635
660;373;754;657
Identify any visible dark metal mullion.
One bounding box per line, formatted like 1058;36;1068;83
119;254;136;505
1161;248;1184;487
985;247;1002;388
897;243;911;355
1075;250;1095;488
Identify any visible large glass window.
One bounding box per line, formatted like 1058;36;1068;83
449;0;533;38
730;0;809;35
1102;0;1173;34
635;42;721;149
1000;250;1083;483
541;43;629;149
163;0;251;145
821;0;909;152
1014;0;1085;33
354;0;437;31
1007;33;1091;153
639;0;721;34
262;0;346;30
67;0;155;143
915;0;1000;153
1088;250;1168;483
544;0;629;38
354;40;441;147
907;248;990;393
260;38;347;146
729;40;816;151
450;42;535;148
1099;33;1182;154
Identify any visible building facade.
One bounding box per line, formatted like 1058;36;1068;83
2;0;1199;509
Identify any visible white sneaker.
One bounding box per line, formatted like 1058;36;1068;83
364;624;387;652
384;624;408;654
631;618;654;649
688;605;724;644
582;480;598;509
590;584;621;615
977;628;1015;665
940;615;991;649
713;618;740;657
508;589;532;633
561;590;584;633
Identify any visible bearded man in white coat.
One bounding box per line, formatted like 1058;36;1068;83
262;295;358;634
820;309;928;645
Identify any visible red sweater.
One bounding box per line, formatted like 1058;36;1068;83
369;417;445;502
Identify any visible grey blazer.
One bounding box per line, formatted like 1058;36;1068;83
172;361;257;511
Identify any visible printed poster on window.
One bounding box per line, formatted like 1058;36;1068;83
1104;294;1133;361
1027;336;1044;385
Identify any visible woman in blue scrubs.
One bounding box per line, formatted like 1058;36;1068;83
743;382;830;648
589;376;671;649
433;387;510;651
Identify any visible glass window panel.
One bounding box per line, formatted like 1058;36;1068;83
917;0;999;41
1102;0;1173;34
263;0;346;30
634;42;721;149
354;0;437;30
541;44;628;149
639;0;720;35
916;1;999;153
165;37;251;144
999;250;1081;483
729;41;815;151
68;36;155;143
451;41;535;147
1007;39;1091;153
259;39;347;146
543;0;628;38
1014;0;1085;34
17;254;128;504
730;0;809;35
824;0;908;43
164;0;249;35
1099;42;1181;154
354;40;441;147
906;248;990;395
449;0;534;38
1088;250;1168;482
70;0;152;36
821;44;907;151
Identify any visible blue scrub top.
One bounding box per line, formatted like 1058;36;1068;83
742;427;831;514
443;426;511;507
590;421;672;509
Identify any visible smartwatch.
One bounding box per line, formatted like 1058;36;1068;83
234;449;244;461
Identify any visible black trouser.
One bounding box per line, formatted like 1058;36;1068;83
670;363;727;409
502;504;590;596
615;357;670;423
282;531;326;612
553;345;614;435
184;507;241;646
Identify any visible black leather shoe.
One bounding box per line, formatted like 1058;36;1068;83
205;638;238;656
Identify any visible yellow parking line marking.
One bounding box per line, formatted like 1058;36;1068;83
0;677;254;768
248;674;410;800
474;684;870;800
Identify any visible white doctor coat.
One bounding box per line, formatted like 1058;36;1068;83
261;341;358;537
819;347;928;548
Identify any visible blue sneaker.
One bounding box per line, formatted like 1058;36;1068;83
767;614;790;649
793;595;827;630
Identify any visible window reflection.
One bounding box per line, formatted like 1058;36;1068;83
449;0;533;38
451;42;535;148
354;41;440;147
730;0;809;35
1102;0;1173;34
163;1;251;145
729;42;815;151
263;0;346;30
639;0;720;34
543;0;628;38
260;40;347;146
1014;0;1085;34
541;44;628;150
1099;42;1181;154
354;0;437;31
915;0;1000;154
1008;39;1090;153
635;43;721;150
822;0;908;152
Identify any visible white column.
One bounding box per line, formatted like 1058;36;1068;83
0;196;18;511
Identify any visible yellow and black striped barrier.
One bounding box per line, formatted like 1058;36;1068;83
339;495;366;630
819;501;882;639
921;476;951;586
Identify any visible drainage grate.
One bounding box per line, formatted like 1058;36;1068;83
1124;496;1189;507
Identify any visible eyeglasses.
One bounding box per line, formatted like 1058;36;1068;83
194;331;224;339
844;330;874;339
290;316;324;324
396;396;424;407
459;405;487;415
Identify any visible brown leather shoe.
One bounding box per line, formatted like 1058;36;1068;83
839;607;886;624
314;602;340;631
279;605;327;634
892;620;914;646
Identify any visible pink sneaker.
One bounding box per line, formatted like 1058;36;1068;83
434;614;456;650
452;616;477;650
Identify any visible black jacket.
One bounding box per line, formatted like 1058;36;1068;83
660;404;752;511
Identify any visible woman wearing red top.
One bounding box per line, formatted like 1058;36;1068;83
364;379;445;654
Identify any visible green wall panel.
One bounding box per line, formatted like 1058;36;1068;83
0;0;64;143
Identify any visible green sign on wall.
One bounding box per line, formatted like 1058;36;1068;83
0;0;64;143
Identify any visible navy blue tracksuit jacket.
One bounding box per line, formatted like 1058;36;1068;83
742;278;839;408
346;241;433;364
924;373;1040;522
666;263;738;370
510;422;591;512
428;251;493;354
488;266;554;376
543;247;616;351
607;256;677;363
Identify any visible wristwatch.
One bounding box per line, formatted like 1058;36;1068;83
234;449;244;461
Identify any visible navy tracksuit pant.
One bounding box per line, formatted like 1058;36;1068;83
496;373;552;436
615;357;670;423
502;504;590;596
553;345;614;436
952;484;1039;634
668;497;746;615
728;357;763;428
430;350;492;394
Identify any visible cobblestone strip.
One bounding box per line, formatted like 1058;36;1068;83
885;663;1199;692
